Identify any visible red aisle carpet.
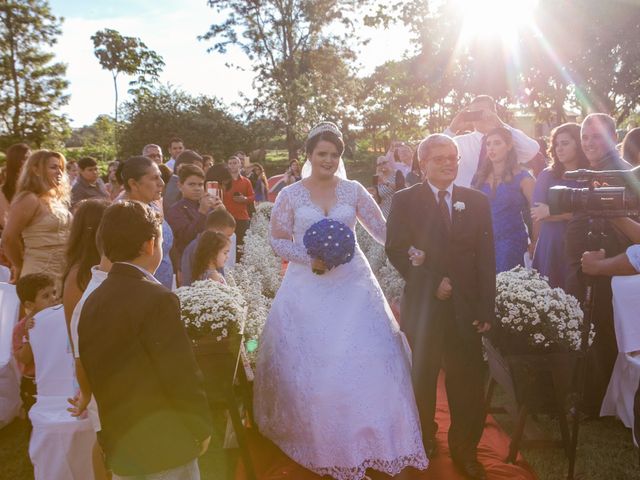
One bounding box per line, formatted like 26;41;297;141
235;373;537;480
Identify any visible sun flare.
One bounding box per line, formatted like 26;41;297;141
455;0;539;48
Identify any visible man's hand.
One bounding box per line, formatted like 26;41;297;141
408;246;426;267
199;436;211;456
449;111;471;133
482;109;504;129
232;194;248;204
67;392;89;418
436;277;453;300
581;249;606;275
198;194;218;214
473;320;491;333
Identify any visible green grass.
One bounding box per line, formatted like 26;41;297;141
0;410;237;480
3;399;637;479
490;385;639;479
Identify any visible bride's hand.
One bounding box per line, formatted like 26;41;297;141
311;258;328;274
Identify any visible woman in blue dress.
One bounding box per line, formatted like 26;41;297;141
473;127;535;273
530;123;588;289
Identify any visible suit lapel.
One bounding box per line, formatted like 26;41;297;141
451;186;460;235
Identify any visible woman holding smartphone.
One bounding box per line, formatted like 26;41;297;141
369;155;405;218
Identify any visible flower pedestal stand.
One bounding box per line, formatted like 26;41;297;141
192;334;257;480
483;336;584;479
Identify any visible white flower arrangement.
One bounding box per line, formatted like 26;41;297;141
355;223;387;273
453;201;465;212
495;266;593;352
378;259;405;303
240;212;283;298
175;279;247;342
226;263;272;342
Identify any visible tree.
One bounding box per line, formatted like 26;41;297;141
118;85;250;160
0;0;69;149
91;29;165;123
63;114;117;163
365;0;640;133
201;0;364;159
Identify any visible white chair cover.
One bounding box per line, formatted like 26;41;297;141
28;305;95;480
600;274;640;446
30;305;76;397
0;282;21;428
0;265;11;283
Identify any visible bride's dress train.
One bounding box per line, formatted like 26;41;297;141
254;179;428;480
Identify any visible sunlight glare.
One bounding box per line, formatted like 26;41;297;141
455;0;539;47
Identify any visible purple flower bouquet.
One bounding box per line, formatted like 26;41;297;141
303;219;356;274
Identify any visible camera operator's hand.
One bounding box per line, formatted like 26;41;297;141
482;109;505;129
581;249;606;275
531;202;550;222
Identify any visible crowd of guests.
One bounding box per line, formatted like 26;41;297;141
2;96;640;478
0;135;289;479
374;98;640;430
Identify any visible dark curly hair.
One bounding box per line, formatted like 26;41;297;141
548;123;589;178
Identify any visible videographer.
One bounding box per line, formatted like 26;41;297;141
581;221;640;454
582;218;640;276
565;113;633;417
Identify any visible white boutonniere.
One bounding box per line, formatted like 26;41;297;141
453;201;466;212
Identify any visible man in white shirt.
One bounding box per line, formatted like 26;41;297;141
165;137;185;172
444;95;540;187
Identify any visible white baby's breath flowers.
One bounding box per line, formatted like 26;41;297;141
175;280;247;342
495;266;593;352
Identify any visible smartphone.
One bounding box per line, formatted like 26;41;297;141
461;110;484;122
233;192;242;197
206;181;219;197
372;174;379;187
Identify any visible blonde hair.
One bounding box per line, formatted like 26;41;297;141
15;150;70;204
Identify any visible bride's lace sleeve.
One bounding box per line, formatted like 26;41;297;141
355;181;387;245
269;188;311;265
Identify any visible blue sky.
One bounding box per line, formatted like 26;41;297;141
48;0;409;127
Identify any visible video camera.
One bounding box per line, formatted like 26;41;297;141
548;166;640;217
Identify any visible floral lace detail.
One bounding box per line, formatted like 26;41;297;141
313;454;429;480
269;179;387;266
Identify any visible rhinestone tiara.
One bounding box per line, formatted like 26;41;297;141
307;121;343;141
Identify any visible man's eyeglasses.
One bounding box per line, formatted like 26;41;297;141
429;155;460;165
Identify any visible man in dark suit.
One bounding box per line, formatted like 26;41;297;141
386;133;496;480
78;201;212;479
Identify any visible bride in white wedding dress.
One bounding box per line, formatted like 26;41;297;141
254;122;428;480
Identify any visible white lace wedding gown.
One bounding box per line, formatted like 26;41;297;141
254;179;428;480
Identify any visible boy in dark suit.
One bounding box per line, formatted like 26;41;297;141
78;200;212;479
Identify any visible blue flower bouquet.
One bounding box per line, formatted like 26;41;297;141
303;219;356;274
